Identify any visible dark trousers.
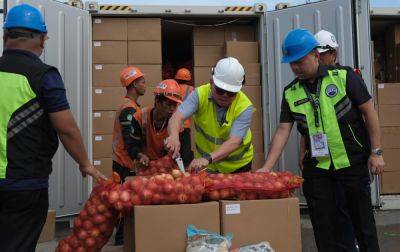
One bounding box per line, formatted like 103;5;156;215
112;161;135;244
302;164;379;252
0;188;49;252
181;128;194;167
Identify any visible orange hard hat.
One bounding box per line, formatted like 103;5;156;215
154;79;182;104
174;68;191;81
120;66;144;87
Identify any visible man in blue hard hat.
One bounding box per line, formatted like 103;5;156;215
258;29;383;252
0;4;106;251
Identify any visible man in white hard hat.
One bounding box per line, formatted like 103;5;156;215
165;57;254;173
315;29;339;66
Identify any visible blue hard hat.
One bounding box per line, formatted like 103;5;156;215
4;4;47;33
281;29;319;63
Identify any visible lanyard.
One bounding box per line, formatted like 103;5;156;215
302;78;322;128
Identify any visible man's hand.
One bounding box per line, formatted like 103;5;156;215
256;166;271;173
368;154;384;175
164;134;181;158
189;158;209;171
138;153;150;167
79;164;107;182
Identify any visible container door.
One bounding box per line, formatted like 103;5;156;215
265;0;376;205
7;0;91;216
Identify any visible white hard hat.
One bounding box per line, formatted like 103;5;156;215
315;30;339;53
212;57;245;93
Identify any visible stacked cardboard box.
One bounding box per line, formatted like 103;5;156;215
193;25;257;86
376;83;400;194
91;18;162;178
92;18;128;179
128;18;162;108
225;39;263;170
123;198;301;252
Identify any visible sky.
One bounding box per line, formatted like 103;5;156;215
86;0;400;9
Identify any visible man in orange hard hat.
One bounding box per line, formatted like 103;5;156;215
111;66;146;245
126;79;191;164
175;68;194;165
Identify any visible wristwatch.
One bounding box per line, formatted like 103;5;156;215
371;148;383;156
202;153;213;164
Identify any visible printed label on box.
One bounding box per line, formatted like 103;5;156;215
93;42;101;47
93;112;101;118
95;89;103;94
95;136;103;141
95;65;103;70
94;160;101;166
94;19;102;24
225;204;241;215
378;84;385;89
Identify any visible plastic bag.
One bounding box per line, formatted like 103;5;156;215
230;241;275;252
186;225;232;252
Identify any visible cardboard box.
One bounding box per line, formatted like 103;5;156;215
250;108;263;132
93;134;113;159
194;46;224;66
226;41;259;63
193;27;225;46
93;87;126;110
194;66;212;86
93;158;113;179
377;83;400;105
93;64;126;87
93;111;116;135
136;64;162;86
220;198;301;251
382;148;400;172
92;18;127;40
243;63;260;86
378;105;400;127
252;130;264;154
381;171;400;194
93;41;127;64
224;25;255;42
242;86;262;108
38;210;56;243
124;202;220;252
128;18;161;41
128;41;162;64
252;152;265;171
381;127;400;148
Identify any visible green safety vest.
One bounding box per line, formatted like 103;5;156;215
284;68;369;170
0;51;59;179
193;84;254;173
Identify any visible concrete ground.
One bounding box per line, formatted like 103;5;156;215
36;210;400;252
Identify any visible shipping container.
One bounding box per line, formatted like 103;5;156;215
4;0;393;216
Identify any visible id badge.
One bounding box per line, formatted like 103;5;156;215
310;133;329;157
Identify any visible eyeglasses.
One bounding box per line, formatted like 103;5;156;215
214;85;236;97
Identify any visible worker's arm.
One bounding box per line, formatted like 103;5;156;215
258;122;294;172
49;110;106;181
299;135;306;170
166;90;199;157
346;69;384;175
358;100;384;174
119;107;149;166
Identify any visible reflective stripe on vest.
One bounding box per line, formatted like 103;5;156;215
0;72;37;178
284;69;351;170
193;83;254;173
